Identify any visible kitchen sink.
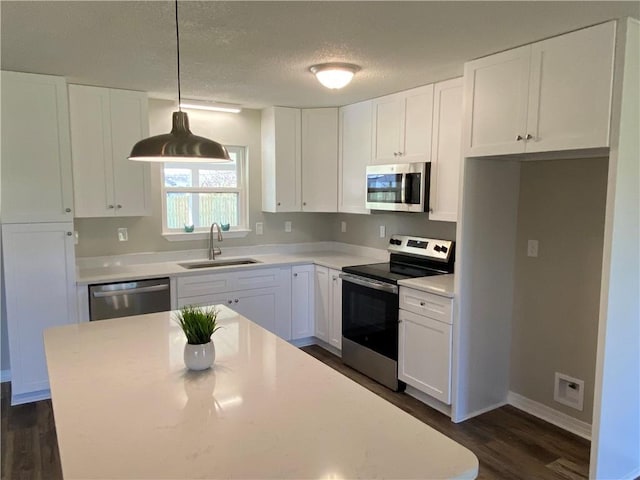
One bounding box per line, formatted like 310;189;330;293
178;259;261;270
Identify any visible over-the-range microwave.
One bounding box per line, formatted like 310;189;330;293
365;162;430;212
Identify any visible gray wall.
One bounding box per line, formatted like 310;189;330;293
509;157;608;423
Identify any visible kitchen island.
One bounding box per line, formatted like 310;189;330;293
44;306;478;479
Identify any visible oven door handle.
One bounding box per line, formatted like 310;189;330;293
339;273;398;294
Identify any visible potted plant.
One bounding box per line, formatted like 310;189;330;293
175;305;222;371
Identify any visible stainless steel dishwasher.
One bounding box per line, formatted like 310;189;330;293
89;277;171;321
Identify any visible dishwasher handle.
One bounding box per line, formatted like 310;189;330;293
92;284;169;298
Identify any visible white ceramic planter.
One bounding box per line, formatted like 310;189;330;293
184;341;215;371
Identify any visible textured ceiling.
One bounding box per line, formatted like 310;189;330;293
1;1;638;108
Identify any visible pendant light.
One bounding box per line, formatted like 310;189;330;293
129;0;230;162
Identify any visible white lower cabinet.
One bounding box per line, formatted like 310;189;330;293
291;265;315;339
177;267;292;340
398;287;453;404
2;223;77;405
314;266;342;350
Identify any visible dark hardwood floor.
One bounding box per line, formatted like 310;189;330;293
1;346;590;479
301;345;590;480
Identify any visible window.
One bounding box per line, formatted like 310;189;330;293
162;146;248;237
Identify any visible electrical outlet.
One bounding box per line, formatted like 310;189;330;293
527;239;539;257
379;225;386;238
341;221;347;233
554;372;584;411
255;222;264;235
117;228;128;242
285;221;292;233
74;231;79;245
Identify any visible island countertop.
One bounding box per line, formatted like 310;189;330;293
44;307;478;479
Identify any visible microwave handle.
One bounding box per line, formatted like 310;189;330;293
401;175;406;204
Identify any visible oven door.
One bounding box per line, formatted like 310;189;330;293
341;273;399;360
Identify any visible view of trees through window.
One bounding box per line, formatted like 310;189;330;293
163;147;245;230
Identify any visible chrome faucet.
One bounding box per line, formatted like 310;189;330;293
208;222;223;260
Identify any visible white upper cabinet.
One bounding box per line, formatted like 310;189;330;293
525;21;616;153
262;107;302;212
69;85;150;217
463;21;615;157
372;84;434;164
429;78;463;223
1;71;74;223
339;100;372;214
301;108;338;212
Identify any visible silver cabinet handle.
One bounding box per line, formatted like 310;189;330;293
303;202;307;206
65;208;71;213
108;205;115;209
293;273;298;277
393;152;398;157
234;299;239;303
228;300;232;304
516;135;523;141
67;232;73;236
116;204;122;209
429;208;433;214
526;134;533;140
398;152;403;156
93;284;169;298
420;301;426;306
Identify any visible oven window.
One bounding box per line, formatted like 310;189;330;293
367;173;403;203
342;280;399;359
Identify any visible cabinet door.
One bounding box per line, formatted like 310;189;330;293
463;46;530;157
338;101;372;214
398;309;452;404
526;21;615;153
328;269;342;350
69;85;115;217
301;108;338;212
2;223;77;402
261;107;301;212
371;93;404;164
110;89;151;216
429;78;463;222
402;84;434;163
232;288;279;336
292;265;315;339
1;72;74;223
314;266;330;342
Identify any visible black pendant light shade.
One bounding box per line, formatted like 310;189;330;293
129;111;230;162
128;0;231;163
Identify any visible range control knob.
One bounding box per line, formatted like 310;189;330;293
389;239;394;245
434;245;442;252
441;246;448;253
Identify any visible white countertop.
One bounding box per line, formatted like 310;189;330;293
398;273;456;298
77;251;381;285
45;307;477;479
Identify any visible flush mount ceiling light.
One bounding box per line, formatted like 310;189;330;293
129;0;230;163
309;63;361;90
180;99;242;114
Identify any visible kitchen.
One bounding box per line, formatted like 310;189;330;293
1;2;639;479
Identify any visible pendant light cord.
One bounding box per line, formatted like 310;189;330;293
175;0;182;111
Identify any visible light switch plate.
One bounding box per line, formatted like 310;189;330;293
118;228;128;242
527;239;539;257
285;221;292;233
379;225;386;238
341;221;347;233
255;222;263;235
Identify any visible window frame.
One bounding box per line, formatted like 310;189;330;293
161;145;250;240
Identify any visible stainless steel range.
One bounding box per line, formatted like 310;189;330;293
340;235;455;391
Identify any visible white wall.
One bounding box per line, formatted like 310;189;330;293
590;18;640;480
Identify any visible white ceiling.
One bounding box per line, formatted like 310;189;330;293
2;1;638;109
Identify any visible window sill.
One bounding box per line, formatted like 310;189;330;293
163;229;251;242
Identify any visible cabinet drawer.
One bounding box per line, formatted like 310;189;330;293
177;273;234;298
399;287;452;324
177;293;229;309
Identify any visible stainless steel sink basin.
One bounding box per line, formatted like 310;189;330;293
178;259;261;270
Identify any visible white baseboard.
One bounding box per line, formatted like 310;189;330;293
507;391;592;440
452;400;508;423
404;385;452;417
0;369;11;383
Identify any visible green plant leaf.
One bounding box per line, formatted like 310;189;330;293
174;305;221;345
